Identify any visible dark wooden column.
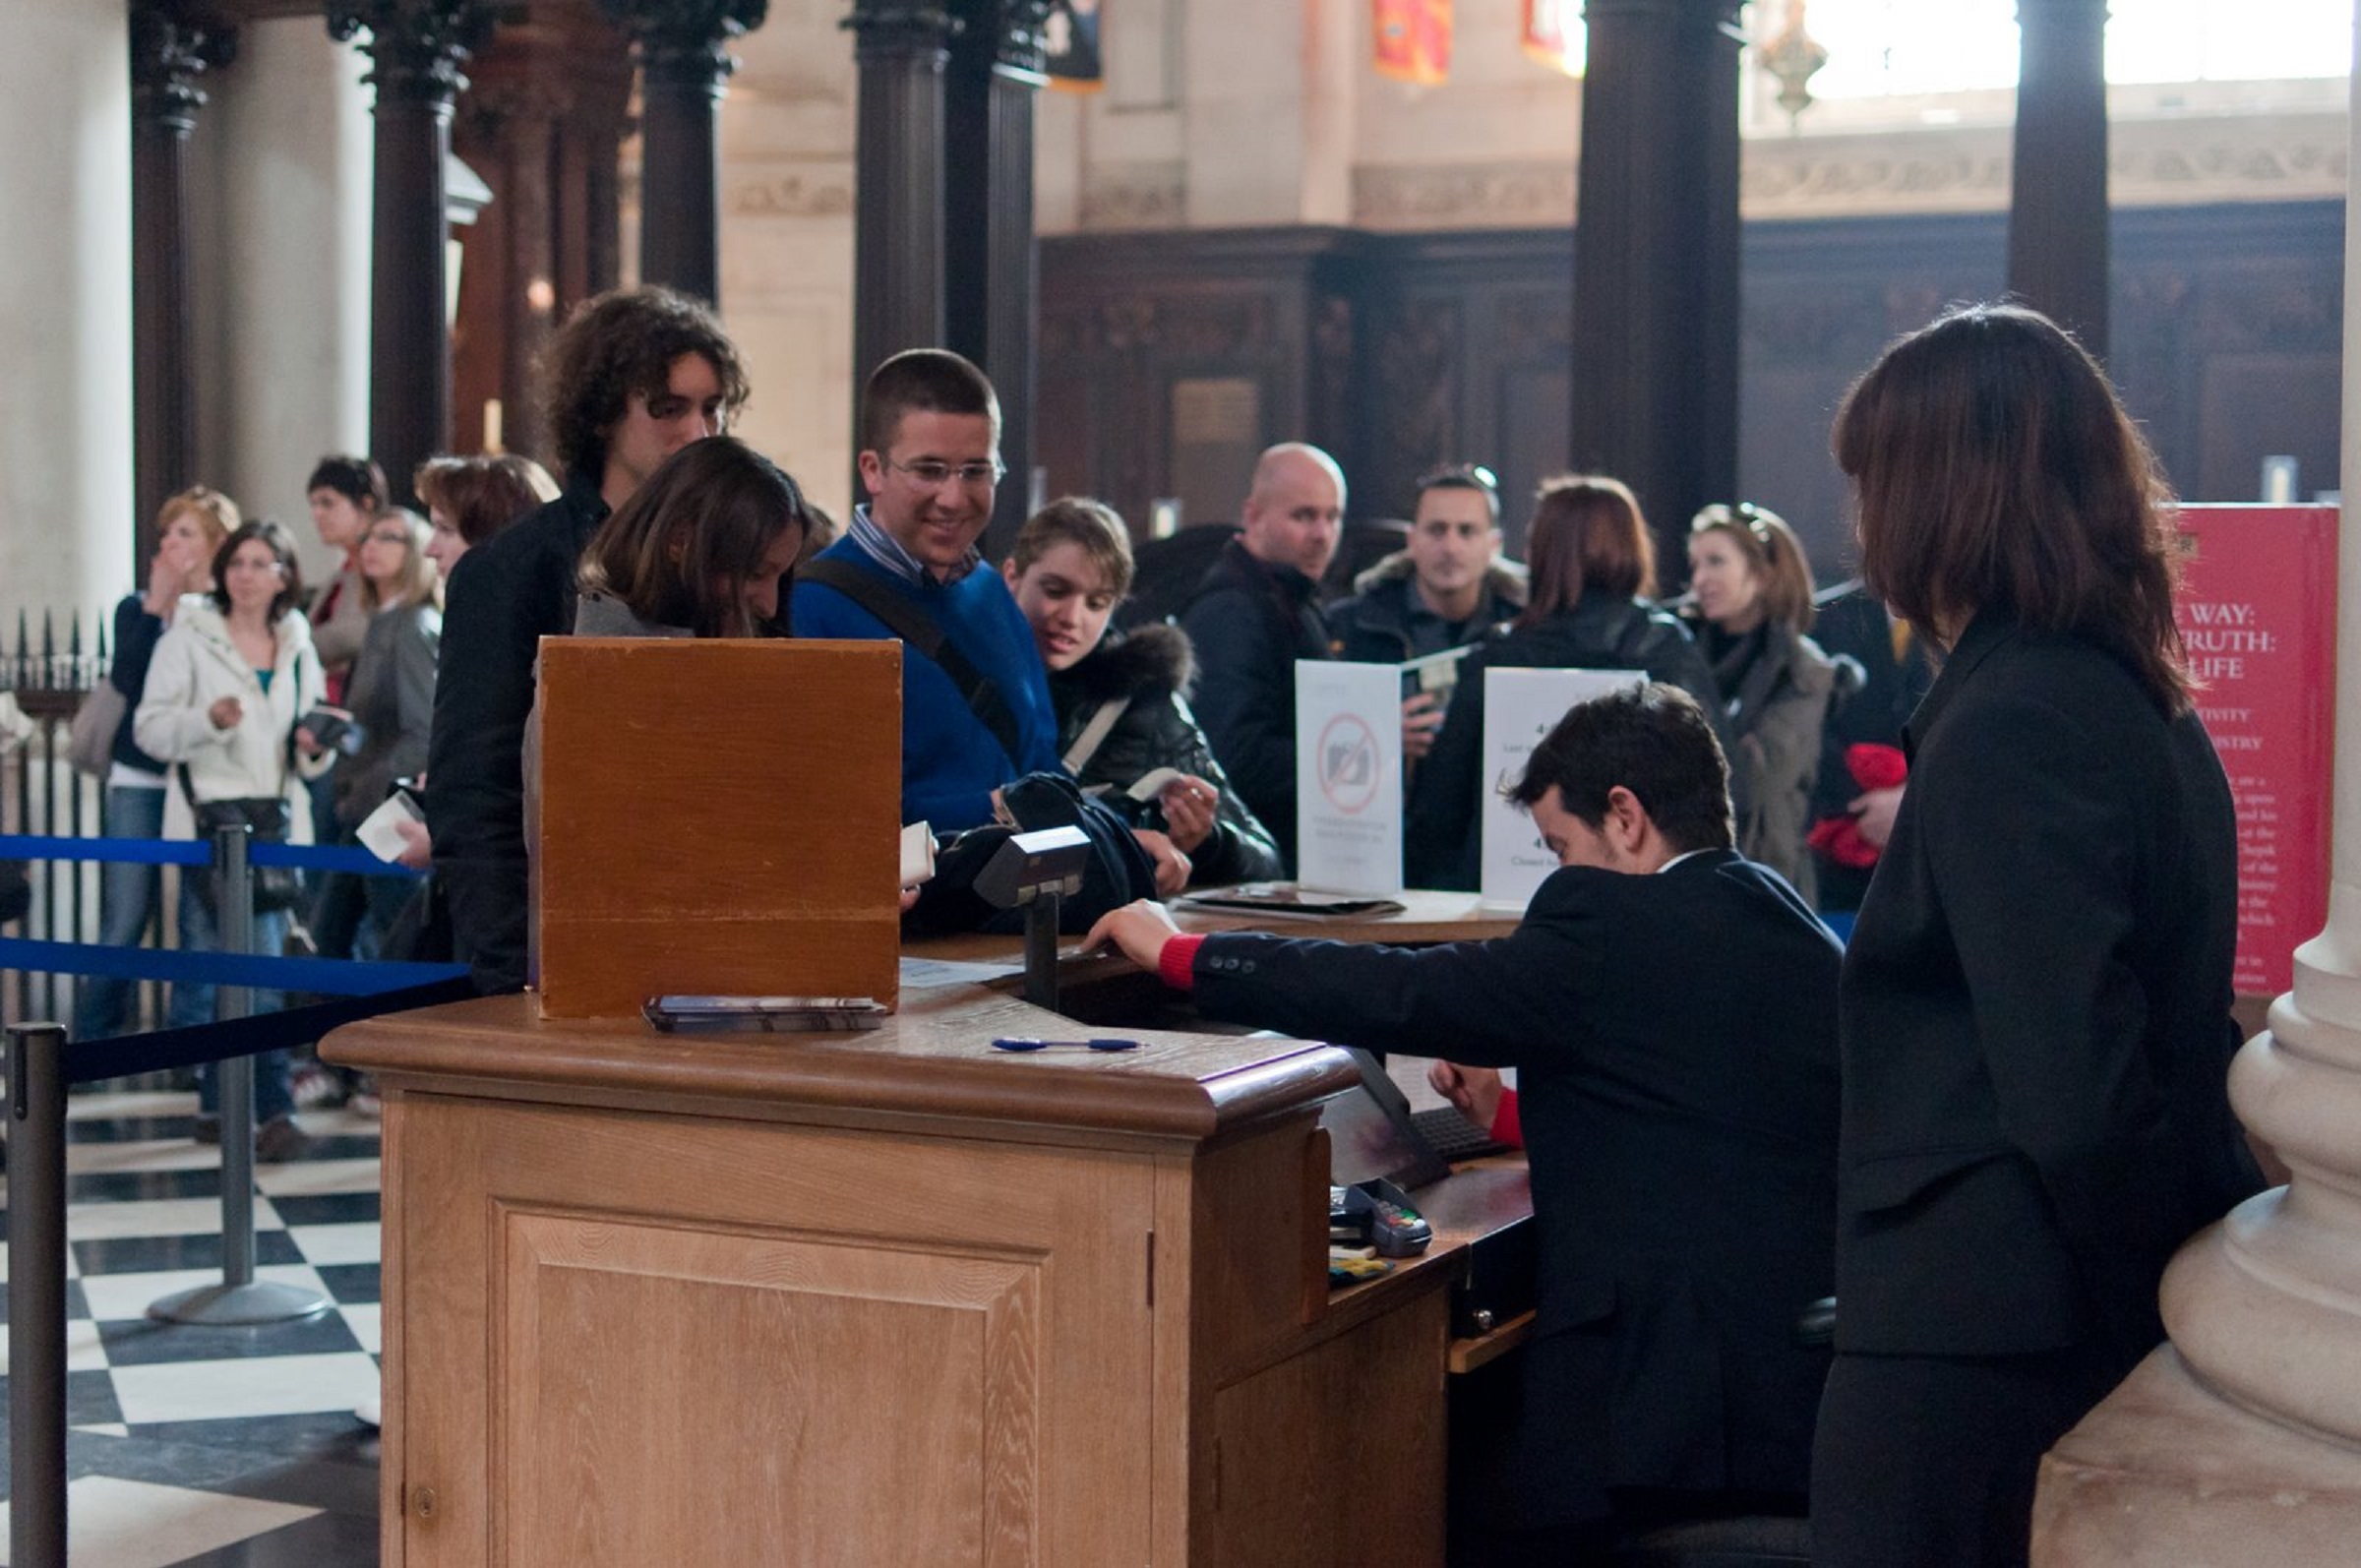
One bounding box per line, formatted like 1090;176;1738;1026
844;0;954;464
1568;0;1744;577
599;0;765;306
453;3;634;463
945;0;1049;552
129;2;233;554
330;0;501;508
2009;0;2110;357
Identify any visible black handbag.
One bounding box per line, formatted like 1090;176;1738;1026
185;791;306;916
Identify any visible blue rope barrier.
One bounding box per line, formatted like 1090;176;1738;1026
55;974;478;1085
0;936;466;997
0;834;208;867
0;833;422;878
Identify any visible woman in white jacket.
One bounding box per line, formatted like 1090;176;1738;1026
135;519;332;1158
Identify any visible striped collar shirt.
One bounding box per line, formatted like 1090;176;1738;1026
845;504;981;587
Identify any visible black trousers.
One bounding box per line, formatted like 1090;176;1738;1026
1810;1347;2124;1568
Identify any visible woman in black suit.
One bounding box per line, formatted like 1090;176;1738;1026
1811;304;2264;1566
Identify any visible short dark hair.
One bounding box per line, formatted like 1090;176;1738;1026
207;519;307;625
576;437;811;638
305;456;388;512
860;348;1000;456
543;287;749;483
1505;682;1733;855
1519;474;1658;625
1835;301;2188;710
1415;463;1501;521
413;453;560;548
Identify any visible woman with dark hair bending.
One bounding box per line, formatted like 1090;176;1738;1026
574;436;808;638
1811;303;2262;1567
1681;502;1854;900
1405;474;1723;889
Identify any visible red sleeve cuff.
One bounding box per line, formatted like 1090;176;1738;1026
1159;933;1206;991
1488;1088;1524;1151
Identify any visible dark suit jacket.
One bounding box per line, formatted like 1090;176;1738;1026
1178;537;1331;873
425;471;609;994
1835;615;2263;1377
1189;851;1842;1518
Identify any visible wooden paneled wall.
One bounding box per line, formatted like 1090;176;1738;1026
1040;201;2344;582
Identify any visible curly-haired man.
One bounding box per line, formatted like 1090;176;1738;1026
426;286;748;992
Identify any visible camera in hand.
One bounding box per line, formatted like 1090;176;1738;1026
299;705;363;756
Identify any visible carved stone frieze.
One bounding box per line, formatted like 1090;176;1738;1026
1079;162;1186;231
728;161;856;218
1353;163;1578;231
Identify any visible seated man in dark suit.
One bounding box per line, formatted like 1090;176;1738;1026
1087;683;1841;1561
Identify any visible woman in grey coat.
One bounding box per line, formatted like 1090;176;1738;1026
1682;503;1858;902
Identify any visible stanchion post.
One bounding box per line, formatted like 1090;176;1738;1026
8;1021;72;1568
149;824;331;1327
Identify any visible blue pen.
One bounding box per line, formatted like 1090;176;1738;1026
990;1037;1141;1053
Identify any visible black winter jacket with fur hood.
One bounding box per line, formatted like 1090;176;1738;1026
1047;623;1284;887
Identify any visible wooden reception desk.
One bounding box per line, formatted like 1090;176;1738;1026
327;955;1526;1567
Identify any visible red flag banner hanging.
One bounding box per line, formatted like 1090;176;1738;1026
1374;0;1452;86
1523;0;1584;77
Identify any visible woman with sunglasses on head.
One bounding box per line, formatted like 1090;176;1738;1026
1680;503;1856;902
1405;474;1725;890
1812;303;2263;1568
1003;498;1282;889
134;519;332;1160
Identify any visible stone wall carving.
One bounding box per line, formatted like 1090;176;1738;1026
1078;160;1185;229
1353;162;1578;230
729;161;854;217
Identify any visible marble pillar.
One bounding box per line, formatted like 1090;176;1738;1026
130;2;233;555
0;0;136;631
2009;0;2111;357
601;0;766;306
328;0;501;510
2028;15;2361;1559
186;18;374;584
1568;0;1743;573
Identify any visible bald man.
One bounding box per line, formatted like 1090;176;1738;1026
1178;444;1347;873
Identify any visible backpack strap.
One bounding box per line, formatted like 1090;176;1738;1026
1060;695;1131;776
801;557;1027;766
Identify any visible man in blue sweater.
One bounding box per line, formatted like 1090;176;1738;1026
790;350;1065;833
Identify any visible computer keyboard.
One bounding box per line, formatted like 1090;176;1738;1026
1410;1105;1510;1163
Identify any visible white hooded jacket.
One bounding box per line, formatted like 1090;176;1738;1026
133;595;332;843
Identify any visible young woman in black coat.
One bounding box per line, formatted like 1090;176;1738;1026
1405;474;1725;890
1811;303;2263;1567
1002;499;1283;888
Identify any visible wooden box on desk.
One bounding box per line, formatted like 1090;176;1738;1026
533;637;901;1018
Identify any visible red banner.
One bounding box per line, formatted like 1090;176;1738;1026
2175;505;2338;997
1523;0;1583;77
1374;0;1452;86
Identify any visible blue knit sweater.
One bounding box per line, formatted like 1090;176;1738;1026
790;537;1062;830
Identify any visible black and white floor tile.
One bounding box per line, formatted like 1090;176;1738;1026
0;1090;384;1566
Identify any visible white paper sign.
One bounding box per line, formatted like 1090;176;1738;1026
1479;667;1648;912
1295;660;1405;896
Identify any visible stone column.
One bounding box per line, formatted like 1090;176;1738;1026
600;0;765;306
1568;0;1744;574
2009;0;2111;357
454;4;634;467
2029;17;2361;1559
0;0;135;628
328;0;501;508
844;0;955;452
945;0;1049;550
130;2;233;555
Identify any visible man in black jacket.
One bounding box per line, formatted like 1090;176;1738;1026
1178;443;1346;873
426;287;747;992
1088;684;1842;1558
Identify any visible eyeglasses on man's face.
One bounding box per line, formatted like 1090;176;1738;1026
884;456;1006;489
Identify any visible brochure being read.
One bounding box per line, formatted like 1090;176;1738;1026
1479;667;1647;912
1294;660;1405;897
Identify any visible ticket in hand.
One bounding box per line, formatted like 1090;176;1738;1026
900;821;937;886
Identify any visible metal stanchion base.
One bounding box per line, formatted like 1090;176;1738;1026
148;1281;333;1326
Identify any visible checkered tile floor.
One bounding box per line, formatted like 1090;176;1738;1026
0;1090;383;1566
